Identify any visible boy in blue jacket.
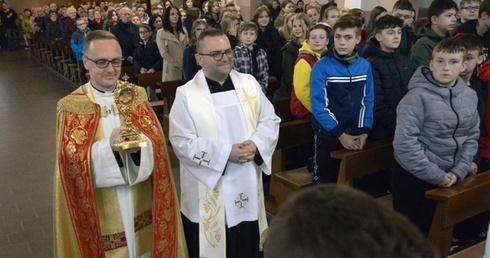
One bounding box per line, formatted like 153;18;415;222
71;18;90;84
310;15;374;184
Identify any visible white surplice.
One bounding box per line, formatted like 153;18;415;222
169;70;280;227
90;89;153;258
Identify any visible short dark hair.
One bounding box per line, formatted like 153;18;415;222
138;23;151;32
428;0;458;24
456;34;484;54
392;0;413;11
196;28;226;52
264;184;439;258
432;37;467;59
480;0;490;17
239;21;259;34
333;15;362;36
306;23;331;40
374;15;403;35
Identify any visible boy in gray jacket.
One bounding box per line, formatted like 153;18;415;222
392;37;480;236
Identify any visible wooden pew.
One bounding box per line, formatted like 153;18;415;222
447;240;486;258
266;98;315;217
426;171;490;257
266;118;314;218
271;97;294;122
158;80;188;137
271;138;394;210
136;72;164;108
120;66;137;83
332;139;394;207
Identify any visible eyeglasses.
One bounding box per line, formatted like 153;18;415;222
462;6;479;11
84;55;124;68
198;48;234;61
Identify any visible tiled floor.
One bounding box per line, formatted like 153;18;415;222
0;49;75;257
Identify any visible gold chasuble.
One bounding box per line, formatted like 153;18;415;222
54;83;187;257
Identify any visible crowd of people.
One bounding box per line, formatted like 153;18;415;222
21;0;488;256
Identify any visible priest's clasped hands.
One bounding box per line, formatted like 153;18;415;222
229;140;257;164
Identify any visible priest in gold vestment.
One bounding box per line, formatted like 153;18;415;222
54;30;187;258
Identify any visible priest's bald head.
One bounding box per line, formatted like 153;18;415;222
195;28;234;82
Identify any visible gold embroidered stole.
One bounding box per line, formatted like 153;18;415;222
184;71;267;258
55;83;187;258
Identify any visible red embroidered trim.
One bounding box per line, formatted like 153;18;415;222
58;109;105;257
102;232;127;251
132;103;179;257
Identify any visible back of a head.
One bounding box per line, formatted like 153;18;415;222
264;184;439;258
427;0;458;22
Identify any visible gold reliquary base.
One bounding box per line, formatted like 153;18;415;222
114;139;148;151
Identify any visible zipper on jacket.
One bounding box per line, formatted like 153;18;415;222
449;88;459;168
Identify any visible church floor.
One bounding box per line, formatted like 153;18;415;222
0;49;180;257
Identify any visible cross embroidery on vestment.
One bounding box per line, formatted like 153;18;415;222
235;193;249;208
193;151;211;166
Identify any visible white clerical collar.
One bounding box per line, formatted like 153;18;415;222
91;82;116;94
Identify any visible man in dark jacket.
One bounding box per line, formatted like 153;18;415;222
269;0;281;23
111;7;140;66
362;15;412;141
0;2;18;50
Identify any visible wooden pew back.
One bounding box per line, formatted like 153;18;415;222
331;139;394;187
136;72;164;107
426;171;490;257
159;80;188;137
271;97;294;122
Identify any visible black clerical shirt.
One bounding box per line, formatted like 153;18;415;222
205;76;234;93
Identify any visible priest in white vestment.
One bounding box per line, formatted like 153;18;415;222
169;28;280;258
